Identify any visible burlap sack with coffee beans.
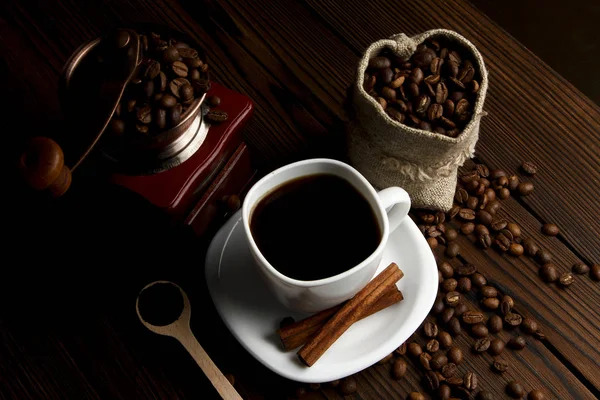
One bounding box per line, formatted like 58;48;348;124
347;29;489;212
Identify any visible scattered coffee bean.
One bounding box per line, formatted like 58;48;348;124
442;278;458;292
408;342;423;357
481;286;498;298
541;223;559;236
507;381;525;398
508;175;520;191
462;311;484;324
453;302;468;317
476;210;493;225
446;242;460;257
559;272;574;287
489;338;505;355
471;323;489;338
471;273;487;288
540;263;559;282
431;354;448;370
424;321;439;337
206;109;229;123
432;296;445;314
445;291;461;307
207;95;221;106
457;263;477;276
572;262;590;275
438;384;451;400
438;331;453;348
392;358;407;379
590;264;600;281
509;243;524;256
477;390;494;400
340;377;357;394
492;359;509;373
441;363;458;378
427;237;438;249
518;182;534;196
408;392;425;400
425;370;440;391
528;389;546;400
442;307;455;324
535;249;552;265
457;277;471;292
508;336;527;350
504;312;523;327
439;261;455;278
445;228;458;241
448;317;462;336
521;161;538;175
395;342;407;355
463;371;477;390
488;315;503;333
426;339;440;353
461;222;476;234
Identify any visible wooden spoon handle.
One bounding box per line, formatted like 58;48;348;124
18;136;72;197
176;326;242;400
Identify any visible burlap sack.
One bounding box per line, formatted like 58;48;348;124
347;29;489;211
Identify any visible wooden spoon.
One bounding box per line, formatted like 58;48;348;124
135;281;242;400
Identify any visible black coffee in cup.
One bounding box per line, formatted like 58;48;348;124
250;174;381;281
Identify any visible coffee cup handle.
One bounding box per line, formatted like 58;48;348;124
377;187;411;233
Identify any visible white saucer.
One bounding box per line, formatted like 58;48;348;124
205;210;437;383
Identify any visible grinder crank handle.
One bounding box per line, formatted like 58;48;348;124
17;136;72;198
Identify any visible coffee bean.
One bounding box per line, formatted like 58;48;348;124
497;187;510;199
492;359;509;373
441;307;455;324
377;353;394;365
472;273;487;288
167;103;182;126
489;315;503;333
156;71;168;92
482;297;500;310
463;371;477;390
192;78;211;94
437;384;451;400
572;262;590;274
144;60;161;80
457;263;477;276
162;46;180;63
135;123;149;134
478;233;492;249
379;68;394;84
387;108;405;123
445;228;458;241
368;56;391;69
461;222;475;234
425;370;440;391
505;312;523;327
509;243;524;256
489;338;505;355
424;321;439;337
518;181;534;196
439;262;454;278
427;103;443;120
454;302;468;317
160;93;178;108
446;242;460;258
457;277;472;292
446;376;463;386
536;248;552;264
438;331;453;348
485;200;501;215
459;208;476;221
440;363;457;379
154;108;167;129
395;342;407;356
408;67;424;85
169;77;191;98
408;392;425;400
447;346;463;364
481;285;498;298
473;337;490;353
136;105;152;124
521;318;539;334
339;377;357;394
408;342;423;357
471;323;489;338
507;175;520;191
142;80;155;97
591;264;600;281
392;358;407;379
448;317;462;336
171;61;189;77
445;291;461;307
535;330;547;340
206;109;229;123
507;381;525;398
442;278;458;292
180;84;194;101
541;223;559;236
508;336;527;350
559;272;574;287
430;354;448;370
432;296;445;314
500;300;512;316
418;121;432;131
474;224;488;236
540;263;559;282
477;390;494;400
521;161;538;175
462;311;484;324
207;95;221;107
523;239;539;257
528;389;546;400
426;339;440;353
110;119;126;136
476;210;493;226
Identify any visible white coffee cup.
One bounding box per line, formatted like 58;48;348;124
242;158;411;313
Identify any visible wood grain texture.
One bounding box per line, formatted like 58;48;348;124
2;0;600;399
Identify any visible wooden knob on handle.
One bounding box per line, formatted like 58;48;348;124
19;137;72;197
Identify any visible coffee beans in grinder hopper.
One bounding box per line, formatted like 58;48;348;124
107;31;227;141
364;38;481;137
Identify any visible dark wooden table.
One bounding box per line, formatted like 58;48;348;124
2;1;600;399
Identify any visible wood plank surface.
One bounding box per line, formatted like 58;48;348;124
2;0;600;399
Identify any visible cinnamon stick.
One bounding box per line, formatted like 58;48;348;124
297;263;403;366
278;284;403;350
